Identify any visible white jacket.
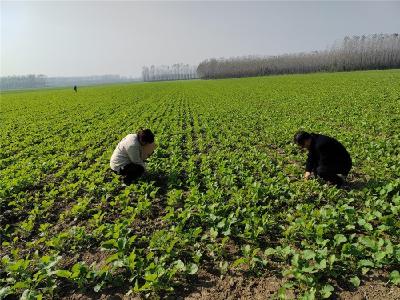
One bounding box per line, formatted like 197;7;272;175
110;134;145;172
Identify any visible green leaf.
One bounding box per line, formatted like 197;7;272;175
390;270;400;285
317;259;327;270
328;254;336;266
209;228;218;239
144;272;158;282
364;222;373;231
243;244;251;255
20;289;40;300
334;234;347;245
13;281;29;289
54;269;72;278
40;255;51;264
301;287;316;300
117;237;127;251
374;251;386;262
173;259;185;271
94;284;102;292
106;253;120;263
192;227;202;238
217;219;226;228
358;218;366;226
320;284;334;298
231;257;246;268
350;276;360;287
302;250;316;260
361;267;370;275
113;260;124;268
187;263;198;275
101;239;117;250
278;286;287;300
264;248;276;256
127;251;136;270
358;259;374;268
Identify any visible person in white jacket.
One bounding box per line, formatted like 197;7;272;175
110;129;156;184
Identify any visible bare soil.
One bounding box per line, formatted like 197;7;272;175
61;269;400;300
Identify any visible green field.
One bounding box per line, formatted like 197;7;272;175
1;70;400;299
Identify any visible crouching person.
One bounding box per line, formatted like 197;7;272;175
294;131;352;187
110;128;156;185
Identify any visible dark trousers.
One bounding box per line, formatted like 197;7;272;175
114;163;144;185
315;164;351;187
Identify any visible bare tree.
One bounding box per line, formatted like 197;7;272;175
197;34;400;79
141;63;199;82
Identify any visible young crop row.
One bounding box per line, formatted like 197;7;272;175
1;70;399;299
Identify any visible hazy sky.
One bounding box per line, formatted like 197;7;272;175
1;1;399;77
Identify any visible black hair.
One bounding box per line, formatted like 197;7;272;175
137;128;155;144
294;131;311;146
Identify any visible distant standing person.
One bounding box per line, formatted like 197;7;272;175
110;129;156;185
294;131;352;187
74;85;78;92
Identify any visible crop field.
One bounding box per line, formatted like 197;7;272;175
1;70;400;299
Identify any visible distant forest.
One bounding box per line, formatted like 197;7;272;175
0;75;137;91
197;34;400;79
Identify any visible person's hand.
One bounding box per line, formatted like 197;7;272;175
304;171;312;180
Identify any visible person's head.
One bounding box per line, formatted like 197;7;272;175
294;131;312;150
137;128;155;145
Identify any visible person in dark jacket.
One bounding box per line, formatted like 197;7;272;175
73;85;78;92
294;131;352;186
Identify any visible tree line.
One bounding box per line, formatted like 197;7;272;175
0;75;47;90
0;75;137;91
142;63;198;82
197;33;400;79
2;33;398;90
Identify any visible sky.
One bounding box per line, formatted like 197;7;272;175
1;1;400;77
